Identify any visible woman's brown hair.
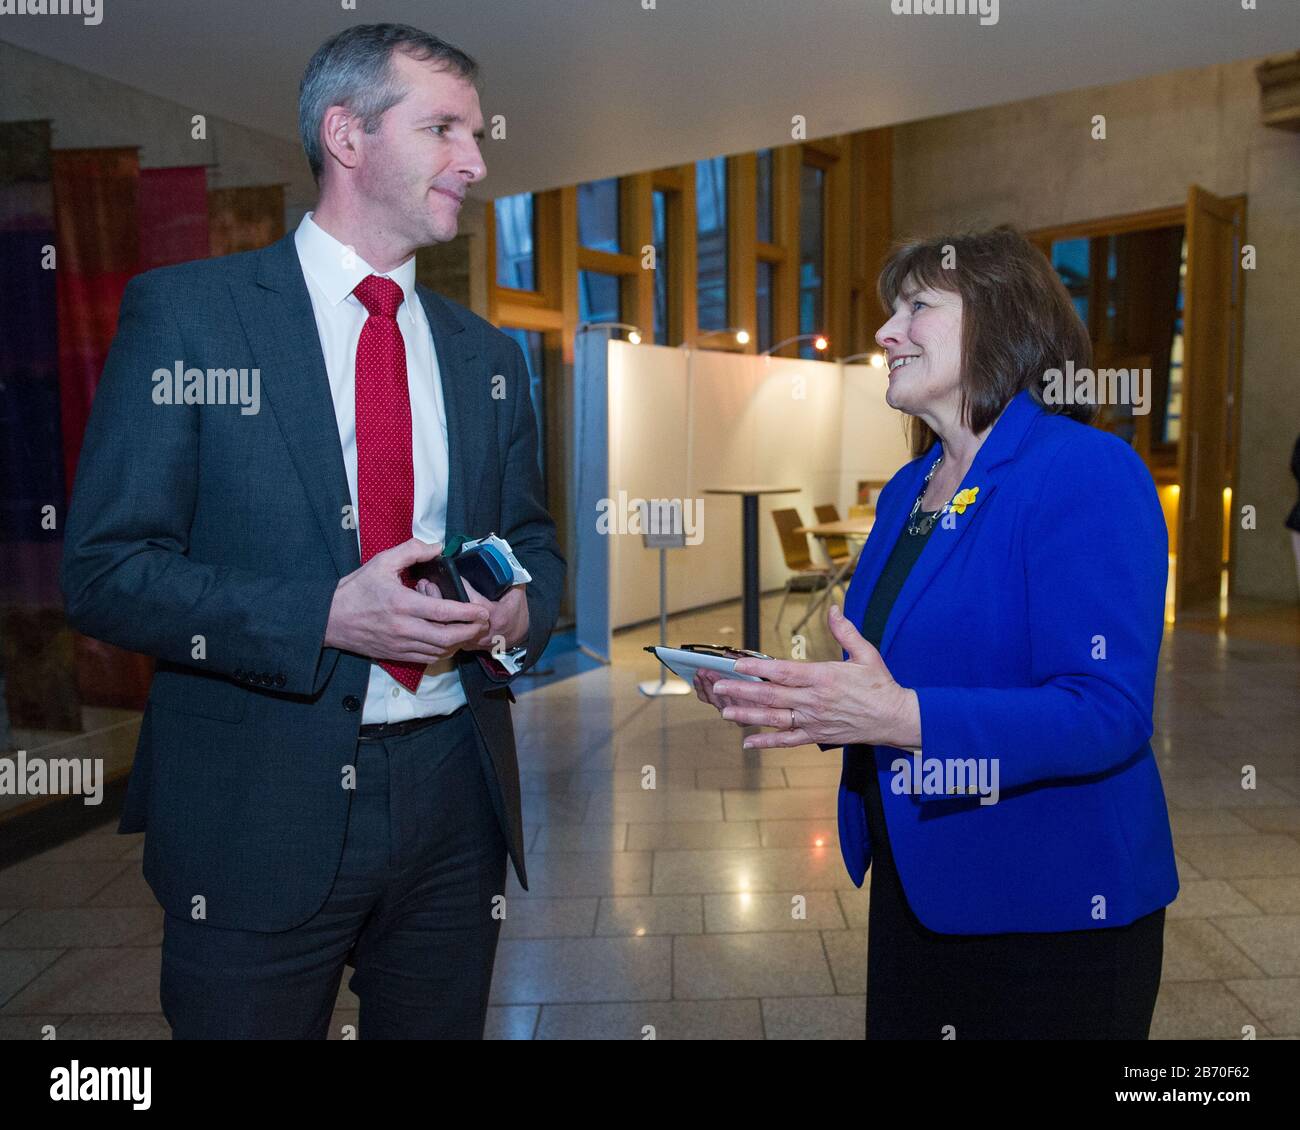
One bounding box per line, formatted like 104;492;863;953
877;225;1095;457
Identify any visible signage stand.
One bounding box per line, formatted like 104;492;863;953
638;501;691;697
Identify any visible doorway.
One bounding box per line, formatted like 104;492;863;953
1030;187;1247;621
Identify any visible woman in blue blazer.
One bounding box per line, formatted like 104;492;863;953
699;226;1178;1039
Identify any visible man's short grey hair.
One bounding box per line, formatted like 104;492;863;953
299;23;480;184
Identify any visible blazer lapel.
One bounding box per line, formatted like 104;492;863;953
415;285;484;537
878;390;1044;658
843;453;933;633
232;232;359;579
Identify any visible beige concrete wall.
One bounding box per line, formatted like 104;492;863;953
892;55;1300;603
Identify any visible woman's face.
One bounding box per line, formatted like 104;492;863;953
875;285;964;421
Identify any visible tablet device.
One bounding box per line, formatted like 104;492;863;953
644;645;770;684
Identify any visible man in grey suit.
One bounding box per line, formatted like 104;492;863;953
60;23;564;1038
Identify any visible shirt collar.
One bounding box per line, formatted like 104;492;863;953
295;211;418;311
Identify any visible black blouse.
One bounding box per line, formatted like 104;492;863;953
841;509;939;863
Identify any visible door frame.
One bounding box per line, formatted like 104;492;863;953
1027;194;1248;610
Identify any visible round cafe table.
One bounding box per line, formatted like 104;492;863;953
791;514;875;633
705;485;800;652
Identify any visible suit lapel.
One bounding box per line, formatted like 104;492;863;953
231;234;488;578
233;232;359;579
415;284;484;537
877;390;1043;657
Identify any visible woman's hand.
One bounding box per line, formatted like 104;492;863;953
692;667;728;709
709;605;922;750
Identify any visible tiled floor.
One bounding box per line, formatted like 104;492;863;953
1;593;1296;1039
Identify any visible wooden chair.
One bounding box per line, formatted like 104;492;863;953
813;504;854;568
770;508;843;632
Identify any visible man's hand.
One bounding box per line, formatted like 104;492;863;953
414;573;530;656
324;538;490;664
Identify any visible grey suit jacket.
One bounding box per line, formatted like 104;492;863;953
60;230;564;931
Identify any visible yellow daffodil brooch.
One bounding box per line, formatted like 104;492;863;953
950;487;980;514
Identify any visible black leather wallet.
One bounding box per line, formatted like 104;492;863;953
409;535;514;603
407;535;521;684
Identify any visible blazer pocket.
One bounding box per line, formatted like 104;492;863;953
147;667;249;724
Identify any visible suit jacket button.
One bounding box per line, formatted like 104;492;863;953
342;695;361;711
275;674;286;687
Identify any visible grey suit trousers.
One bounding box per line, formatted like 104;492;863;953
159;705;508;1039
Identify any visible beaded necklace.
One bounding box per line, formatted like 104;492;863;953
905;453;959;536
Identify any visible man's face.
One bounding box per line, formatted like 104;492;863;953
351;51;487;247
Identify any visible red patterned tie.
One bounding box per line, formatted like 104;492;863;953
353;274;423;692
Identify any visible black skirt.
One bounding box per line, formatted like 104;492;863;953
862;763;1165;1040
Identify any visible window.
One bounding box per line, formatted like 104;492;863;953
1165;236;1187;445
1047;226;1186;455
756;148;774;244
653;189;671;343
1052;237;1090;325
798;163;824;358
494;193;536;290
501;327;547;490
756;259;774;355
696;156;728;332
1104;235;1119;346
578;178;620;252
579;270;622;325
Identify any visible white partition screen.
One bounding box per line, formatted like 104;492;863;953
577;338;912;646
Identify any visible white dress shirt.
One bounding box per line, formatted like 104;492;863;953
294;212;468;723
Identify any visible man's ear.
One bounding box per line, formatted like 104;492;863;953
320;105;361;174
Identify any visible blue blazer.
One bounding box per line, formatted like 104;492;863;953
834;389;1179;933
